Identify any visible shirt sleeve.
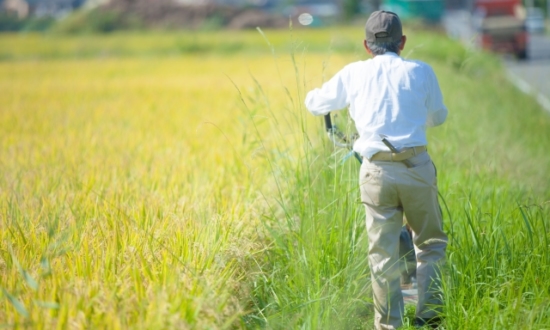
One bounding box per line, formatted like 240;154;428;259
425;67;448;127
304;67;349;116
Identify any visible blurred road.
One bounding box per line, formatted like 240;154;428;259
443;10;550;113
506;58;550;112
526;34;550;60
505;34;550;113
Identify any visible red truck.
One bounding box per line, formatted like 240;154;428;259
472;0;527;59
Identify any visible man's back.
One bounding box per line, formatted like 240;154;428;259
305;52;447;160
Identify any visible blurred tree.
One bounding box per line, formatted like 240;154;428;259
531;0;548;14
362;0;381;13
341;0;361;19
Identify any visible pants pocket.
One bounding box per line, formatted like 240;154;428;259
406;151;431;168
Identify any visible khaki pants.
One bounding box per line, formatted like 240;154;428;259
359;151;447;330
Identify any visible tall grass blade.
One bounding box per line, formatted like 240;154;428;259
464;207;482;253
518;203;534;249
1;288;29;318
9;250;38;291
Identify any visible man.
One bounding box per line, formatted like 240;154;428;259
304;11;448;330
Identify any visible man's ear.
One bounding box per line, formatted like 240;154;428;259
363;40;373;56
399;35;407;51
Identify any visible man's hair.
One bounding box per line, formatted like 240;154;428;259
366;39;402;55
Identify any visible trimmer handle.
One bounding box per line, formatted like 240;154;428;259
324;114;333;132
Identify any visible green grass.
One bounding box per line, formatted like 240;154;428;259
232;27;550;329
1;25;549;329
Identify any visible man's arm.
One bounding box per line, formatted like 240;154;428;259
425;67;447;127
305;68;349;116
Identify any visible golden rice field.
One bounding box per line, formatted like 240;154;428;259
1;27;549;329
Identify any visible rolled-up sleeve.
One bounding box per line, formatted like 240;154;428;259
425;68;448;127
305;69;349;116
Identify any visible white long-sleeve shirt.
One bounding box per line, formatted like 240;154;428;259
305;52;447;160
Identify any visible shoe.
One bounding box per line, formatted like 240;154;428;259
413;316;442;329
401;273;412;286
400;276;417;290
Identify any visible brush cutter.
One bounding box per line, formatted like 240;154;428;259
323;113;362;163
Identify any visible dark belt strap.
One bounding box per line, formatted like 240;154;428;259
370;146;427;162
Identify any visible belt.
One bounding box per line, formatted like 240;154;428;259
370;146;427;162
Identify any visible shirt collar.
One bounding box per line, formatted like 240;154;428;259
378;52;399;57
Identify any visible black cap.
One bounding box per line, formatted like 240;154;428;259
365;11;403;43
